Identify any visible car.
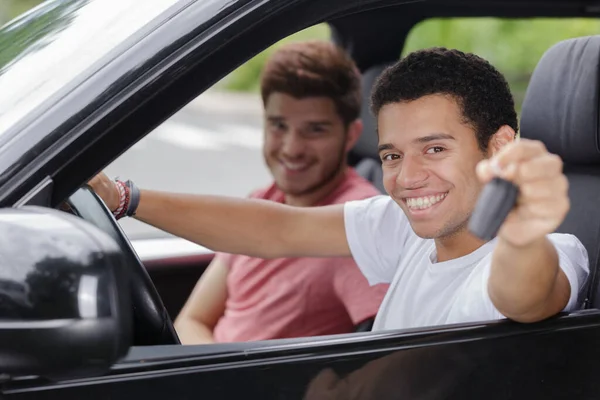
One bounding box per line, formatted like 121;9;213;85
1;0;600;398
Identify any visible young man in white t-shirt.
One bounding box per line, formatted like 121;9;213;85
89;47;589;332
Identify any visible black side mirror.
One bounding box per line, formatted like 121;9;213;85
0;207;132;380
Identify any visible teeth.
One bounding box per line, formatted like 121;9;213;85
406;193;448;210
283;162;307;171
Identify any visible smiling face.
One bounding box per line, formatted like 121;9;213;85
378;94;492;240
263;93;361;203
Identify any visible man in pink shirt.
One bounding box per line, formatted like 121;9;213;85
171;41;388;343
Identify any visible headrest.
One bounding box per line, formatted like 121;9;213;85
353;63;395;161
521;36;600;164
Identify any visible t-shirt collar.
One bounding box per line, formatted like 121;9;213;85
428;237;498;270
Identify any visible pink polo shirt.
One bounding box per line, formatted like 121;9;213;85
212;168;389;343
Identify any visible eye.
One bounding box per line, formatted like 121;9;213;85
269;121;287;131
426;146;445;154
303;125;327;137
382;153;401;162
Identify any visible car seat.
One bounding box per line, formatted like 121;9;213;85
352;63;395;194
520;35;600;309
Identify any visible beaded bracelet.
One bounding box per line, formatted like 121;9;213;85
113;180;130;220
112;179;141;220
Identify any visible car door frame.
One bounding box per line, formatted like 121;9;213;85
3;310;600;398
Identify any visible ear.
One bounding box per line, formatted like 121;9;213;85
344;119;363;153
486;125;517;157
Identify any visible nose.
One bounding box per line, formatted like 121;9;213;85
281;131;307;159
396;154;428;189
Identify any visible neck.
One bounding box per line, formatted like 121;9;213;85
284;166;348;207
434;227;487;262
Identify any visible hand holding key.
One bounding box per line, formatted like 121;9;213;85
470;139;569;247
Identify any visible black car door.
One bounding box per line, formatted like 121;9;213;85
3;311;600;399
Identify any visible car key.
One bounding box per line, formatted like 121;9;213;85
468;177;519;241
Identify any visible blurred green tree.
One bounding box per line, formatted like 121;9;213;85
0;0;86;73
216;23;331;92
403;18;600;112
2;0;45;23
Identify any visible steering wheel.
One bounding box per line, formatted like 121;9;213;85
66;186;180;346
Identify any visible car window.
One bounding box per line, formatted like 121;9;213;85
108;23;331;240
0;0;182;138
101;16;594;346
403;17;600;114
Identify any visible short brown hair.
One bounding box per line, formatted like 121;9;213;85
260;40;361;125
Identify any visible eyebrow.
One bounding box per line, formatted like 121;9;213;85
307;121;333;126
413;133;456;143
377;143;394;153
378;133;455;153
266;117;332;126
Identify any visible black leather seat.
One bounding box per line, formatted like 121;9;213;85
352;63;395;193
520;35;600;309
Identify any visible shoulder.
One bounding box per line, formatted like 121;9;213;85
342;194;413;285
547;233;590;310
546;233;590;278
343;195;408;243
547;232;589;260
344;194;411;248
326;168;381;204
344;194;403;220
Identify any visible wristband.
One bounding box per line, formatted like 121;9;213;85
125;180;140;217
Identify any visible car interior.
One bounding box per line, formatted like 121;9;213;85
519;35;600;309
129;28;600;344
40;0;600;353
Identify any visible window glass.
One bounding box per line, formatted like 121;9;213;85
0;0;181;137
106;24;331;239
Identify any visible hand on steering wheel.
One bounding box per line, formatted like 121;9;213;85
66;186;180;346
87;172;120;212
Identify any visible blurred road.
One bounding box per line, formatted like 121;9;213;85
105;90;272;240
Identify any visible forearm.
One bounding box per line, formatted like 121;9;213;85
132;189;350;259
174;317;215;345
488;236;567;322
135;190;297;258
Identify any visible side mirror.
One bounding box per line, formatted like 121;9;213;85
0;207;132;380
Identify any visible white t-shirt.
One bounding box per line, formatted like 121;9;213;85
343;195;590;331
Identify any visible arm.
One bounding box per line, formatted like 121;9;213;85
477;139;572;322
88;173;350;259
488;237;570;322
174;256;229;344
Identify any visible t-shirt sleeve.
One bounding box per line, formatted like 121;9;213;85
478;233;590;319
332;257;389;325
547;233;590;311
343;195;412;285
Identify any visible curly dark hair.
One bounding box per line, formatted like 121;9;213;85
371;47;518;151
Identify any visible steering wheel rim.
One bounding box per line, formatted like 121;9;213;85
66;186;180;346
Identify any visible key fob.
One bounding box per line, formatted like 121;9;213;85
468;177;519;241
